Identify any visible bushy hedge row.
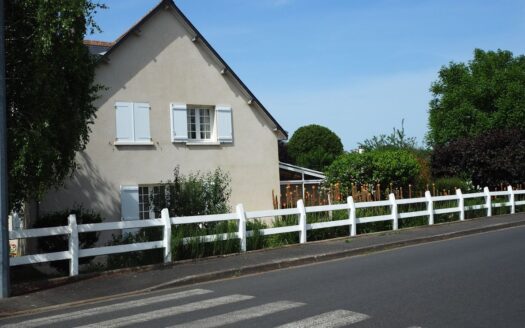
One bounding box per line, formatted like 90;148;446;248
431;129;525;188
325;148;422;194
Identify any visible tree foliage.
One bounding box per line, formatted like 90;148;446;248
6;0;105;208
427;49;525;146
287;124;344;171
431;129;525;188
358;119;418;151
325;149;421;193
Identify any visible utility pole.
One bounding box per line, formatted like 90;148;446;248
0;0;10;298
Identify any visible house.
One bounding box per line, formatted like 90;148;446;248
40;0;288;222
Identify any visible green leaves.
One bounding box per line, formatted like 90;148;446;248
427;49;525;146
150;167;232;218
431;129;525;188
325;149;421;194
286;124;344;171
6;0;104;208
427;49;525;187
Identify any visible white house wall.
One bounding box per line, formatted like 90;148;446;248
41;7;281;220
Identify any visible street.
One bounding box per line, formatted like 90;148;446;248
2;225;525;327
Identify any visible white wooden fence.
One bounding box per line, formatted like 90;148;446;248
9;186;525;277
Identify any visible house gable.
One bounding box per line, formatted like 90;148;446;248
98;0;287;140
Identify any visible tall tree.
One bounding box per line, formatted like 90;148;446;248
286;124;344;171
427;49;525;146
5;0;105;209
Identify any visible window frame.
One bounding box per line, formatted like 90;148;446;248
171;103;232;145
186;105;216;143
138;185;164;220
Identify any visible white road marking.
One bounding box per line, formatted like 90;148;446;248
168;300;305;328
1;289;212;328
275;309;370;328
74;294;254;328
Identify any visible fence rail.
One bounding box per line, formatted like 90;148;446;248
9;186;525;276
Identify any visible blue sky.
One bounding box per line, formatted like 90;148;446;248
91;0;525;150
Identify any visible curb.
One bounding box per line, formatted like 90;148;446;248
149;219;525;291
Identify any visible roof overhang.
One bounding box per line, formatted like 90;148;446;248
279;162;326;179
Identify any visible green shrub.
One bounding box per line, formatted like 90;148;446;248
150;166;231;217
306;210;349;241
431;129;525;189
170;221;239;260
108;167;240;266
266;215;299;247
287;124;344;171
433;177;470;194
325;148;421;197
106;229;163;270
247;220;268;251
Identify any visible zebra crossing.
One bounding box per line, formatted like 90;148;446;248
0;288;420;328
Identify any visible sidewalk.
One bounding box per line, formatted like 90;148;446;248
2;213;525;317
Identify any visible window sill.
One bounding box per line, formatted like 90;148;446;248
186;141;221;146
114;140;155;146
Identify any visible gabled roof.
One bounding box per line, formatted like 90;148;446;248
84;40;114;55
93;0;287;139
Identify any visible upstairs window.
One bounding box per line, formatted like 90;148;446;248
115;102;152;145
171;103;232;144
187;107;212;140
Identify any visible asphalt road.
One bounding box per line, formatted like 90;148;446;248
2;225;525;328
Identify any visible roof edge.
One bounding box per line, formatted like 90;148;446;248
279;162;326;179
84;40;115;47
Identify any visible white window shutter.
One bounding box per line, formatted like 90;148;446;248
171;103;188;142
121;185;139;234
133;103;151;141
216;106;233;143
120;186;139;221
115;102;133;141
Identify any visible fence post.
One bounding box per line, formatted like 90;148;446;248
161;208;172;263
389;193;398;230
328;193;333;220
68;214;79;277
425;190;434;225
236;204;247;252
297;199;307;243
456;189;465;221
348;196;357;237
508;185;515;214
484;187;492;217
